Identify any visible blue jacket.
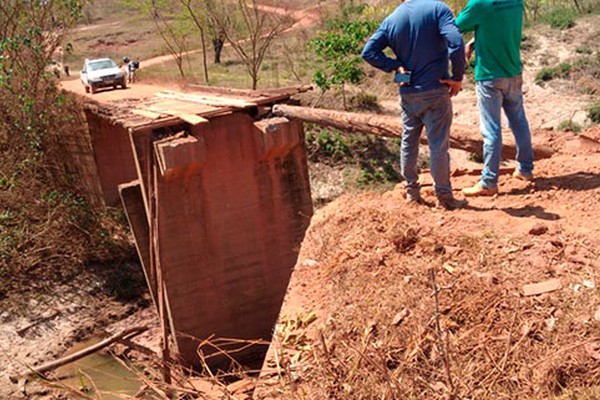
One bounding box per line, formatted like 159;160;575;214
361;0;465;94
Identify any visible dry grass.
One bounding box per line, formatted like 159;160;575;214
255;192;600;399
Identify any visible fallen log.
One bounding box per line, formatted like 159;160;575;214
12;326;149;382
272;104;555;160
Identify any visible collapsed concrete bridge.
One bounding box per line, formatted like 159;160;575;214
74;85;555;373
80;86;315;372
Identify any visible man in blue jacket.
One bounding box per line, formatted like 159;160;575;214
362;0;466;210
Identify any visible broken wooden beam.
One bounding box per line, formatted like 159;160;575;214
272;104;555;160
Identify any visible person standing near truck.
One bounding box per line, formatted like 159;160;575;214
361;0;467;210
122;56;139;84
456;0;535;197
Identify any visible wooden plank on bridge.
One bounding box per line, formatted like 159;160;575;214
156;91;257;108
143;105;209;125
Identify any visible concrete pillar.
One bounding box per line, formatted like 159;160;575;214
126;112;312;370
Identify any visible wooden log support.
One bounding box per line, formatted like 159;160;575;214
272;104;555;160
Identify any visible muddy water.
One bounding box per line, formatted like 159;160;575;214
56;339;141;399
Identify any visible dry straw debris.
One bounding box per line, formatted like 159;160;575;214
257;191;600;399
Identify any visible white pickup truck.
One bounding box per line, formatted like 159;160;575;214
80;58;126;94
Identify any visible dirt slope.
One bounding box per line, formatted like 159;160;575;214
256;125;600;399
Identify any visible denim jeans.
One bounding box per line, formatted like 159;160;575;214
400;86;452;197
476;74;534;188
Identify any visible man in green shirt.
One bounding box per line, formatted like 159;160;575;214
456;0;535;197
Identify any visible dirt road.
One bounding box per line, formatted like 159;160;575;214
60;77;172;101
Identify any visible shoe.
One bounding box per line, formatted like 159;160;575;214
462;183;498;197
405;190;425;205
436;194;467;210
512;169;534;182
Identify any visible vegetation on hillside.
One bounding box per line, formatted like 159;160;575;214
0;0;131;296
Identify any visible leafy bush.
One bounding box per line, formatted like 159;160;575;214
576;46;593;55
0;0;132;295
557;119;582;132
309;19;378;108
535;62;571;84
589;103;600;124
306;128;352;161
305;126;402;189
535;67;556;83
542;8;577;29
357;158;399;187
572;52;600;78
350;92;381;112
468;152;484;163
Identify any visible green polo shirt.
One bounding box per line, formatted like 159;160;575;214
455;0;524;81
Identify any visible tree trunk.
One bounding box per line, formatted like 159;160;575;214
251;66;258;90
213;37;224;64
200;27;209;84
272;104;555;160
176;57;185;79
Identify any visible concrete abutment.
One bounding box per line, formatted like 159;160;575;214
80;89;313;371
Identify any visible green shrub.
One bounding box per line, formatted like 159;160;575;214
306;128;352;161
357;159;399;187
572;54;600;82
521;34;534;51
350;92;380;112
576;45;593;55
557;119;582;132
468;152;484;163
559;62;572;74
542;8;577;29
589;103;600;124
309;19;379;108
535;63;571;84
535;67;557;84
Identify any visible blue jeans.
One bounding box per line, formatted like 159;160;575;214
476;75;534;188
401;86;452;197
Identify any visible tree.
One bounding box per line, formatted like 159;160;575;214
0;0;85;163
0;0;117;290
122;0;196;80
153;1;193;80
205;0;293;89
176;0;210;81
309;19;378;109
176;0;228;66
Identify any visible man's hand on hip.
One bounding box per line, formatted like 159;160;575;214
439;79;462;97
395;66;410;87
